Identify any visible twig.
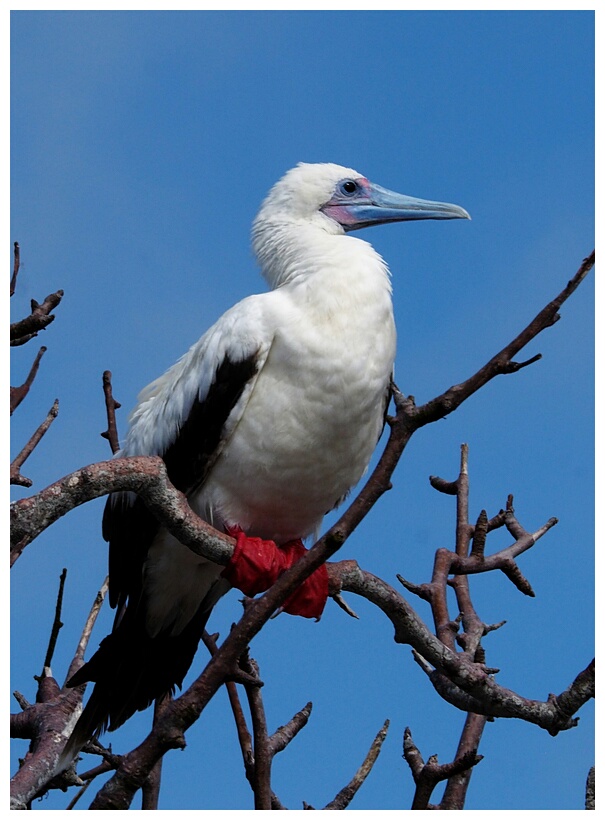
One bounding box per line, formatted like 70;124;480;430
409;251;594;428
42;568;67;672
10;399;59;490
13;691;31;711
331;592;359;618
240;653;273;809
403;724;483;809
141;698;169;809
269;701;313;756
66;779;93;810
65;577;109;684
585;766;595;810
10;346;47;414
100;371;121;454
10;241;21;296
439;712;487;809
10;289;64;346
202;632;255;783
323;719;390;809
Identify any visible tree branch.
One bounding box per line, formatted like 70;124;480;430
100;371;121;455
403;722;483;810
322;719;390;809
10;289;64;346
10;241;21;296
9;252;593;808
42;568;67;672
337;561;594;734
408;251;594;428
10;399;59;490
10;346;47;414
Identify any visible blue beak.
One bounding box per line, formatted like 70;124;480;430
322;180;470;232
346;182;471;231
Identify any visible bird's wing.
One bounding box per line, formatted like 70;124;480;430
103;294;275;613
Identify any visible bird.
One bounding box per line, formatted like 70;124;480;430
60;162;469;766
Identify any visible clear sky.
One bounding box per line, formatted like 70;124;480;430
10;9;594;811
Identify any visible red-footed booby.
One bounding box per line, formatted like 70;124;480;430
61;162;469;764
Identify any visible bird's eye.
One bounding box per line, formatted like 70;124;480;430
340;180;358;196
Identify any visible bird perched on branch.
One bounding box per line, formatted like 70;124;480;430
61;162;469;766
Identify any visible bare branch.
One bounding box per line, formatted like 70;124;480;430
202;631;255;783
241;653;273;810
100;371;121;454
141;699;169;810
9;669;84;810
404;721;483;810
10;241;21;296
335;563;593;735
552;659;596;728
408;251;594;428
42;568;67;672
323;719;390;809
10;399;59;490
10;346;47;414
10;289;64;346
10;456;235;567
269;701;313;756
586;766;595;810
439;712;487;809
64;577;109;684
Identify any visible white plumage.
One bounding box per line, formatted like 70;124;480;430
62;162;469;759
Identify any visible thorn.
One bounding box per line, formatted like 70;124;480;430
331;592;359;619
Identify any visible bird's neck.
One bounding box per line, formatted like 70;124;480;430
254;221;392;303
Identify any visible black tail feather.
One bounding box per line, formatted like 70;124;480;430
58;598;214;771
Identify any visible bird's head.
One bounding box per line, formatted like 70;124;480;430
254;162;470;233
252;162;469;286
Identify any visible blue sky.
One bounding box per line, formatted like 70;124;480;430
10;10;594;811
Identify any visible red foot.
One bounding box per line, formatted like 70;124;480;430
221;525;329;620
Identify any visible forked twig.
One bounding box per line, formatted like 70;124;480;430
10;290;64;346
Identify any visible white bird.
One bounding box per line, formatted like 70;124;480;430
63;162;469;759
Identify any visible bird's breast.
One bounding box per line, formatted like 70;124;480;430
197;280;396;543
